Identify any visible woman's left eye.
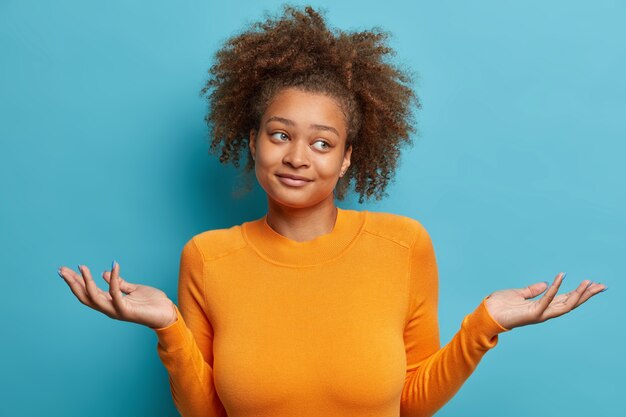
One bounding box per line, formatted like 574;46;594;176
313;140;330;150
271;132;289;141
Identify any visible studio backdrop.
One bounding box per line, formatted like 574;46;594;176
1;1;623;416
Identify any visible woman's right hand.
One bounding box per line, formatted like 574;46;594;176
58;261;178;329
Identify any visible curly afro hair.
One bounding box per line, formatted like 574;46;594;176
201;5;420;203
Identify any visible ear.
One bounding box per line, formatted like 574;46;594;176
249;129;256;160
340;145;352;176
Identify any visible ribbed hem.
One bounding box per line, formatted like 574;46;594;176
462;297;510;349
153;305;191;352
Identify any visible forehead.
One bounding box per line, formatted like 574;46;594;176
262;88;348;137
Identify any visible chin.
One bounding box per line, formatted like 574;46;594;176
266;187;331;210
271;194;317;209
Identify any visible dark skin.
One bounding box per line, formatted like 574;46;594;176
58;88;606;330
247;88;352;242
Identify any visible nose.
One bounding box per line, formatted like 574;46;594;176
282;138;309;168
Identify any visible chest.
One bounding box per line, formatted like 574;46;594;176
204;249;411;416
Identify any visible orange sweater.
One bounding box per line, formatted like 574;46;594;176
154;208;509;417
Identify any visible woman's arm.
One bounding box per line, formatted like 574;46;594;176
59;252;224;416
58;240;226;416
153;238;227;417
400;225;508;417
400;224;605;417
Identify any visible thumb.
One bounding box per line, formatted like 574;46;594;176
517;281;550;300
102;271;138;293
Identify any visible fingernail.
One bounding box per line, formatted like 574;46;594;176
111;260;116;270
543;281;550;287
77;264;82;272
561;272;567;280
600;286;608;292
57;268;63;277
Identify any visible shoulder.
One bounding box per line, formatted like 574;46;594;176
184;224;247;261
363;210;431;249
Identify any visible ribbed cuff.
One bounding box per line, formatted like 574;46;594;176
462;297;510;349
153;305;190;352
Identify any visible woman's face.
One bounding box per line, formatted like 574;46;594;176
249;88;352;209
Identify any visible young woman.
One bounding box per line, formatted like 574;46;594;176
57;6;606;417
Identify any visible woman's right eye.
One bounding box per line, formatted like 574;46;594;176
271;132;289;141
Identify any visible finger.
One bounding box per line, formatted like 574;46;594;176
517;281;550;299
102;271;137;294
109;261;125;311
572;281;607;309
58;266;91;305
535;272;566;312
549;280;592;304
78;265;113;302
541;279;591;320
61;266;112;302
77;265;116;316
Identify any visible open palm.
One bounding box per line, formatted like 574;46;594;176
58;261;177;329
485;272;607;330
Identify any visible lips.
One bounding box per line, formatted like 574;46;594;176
276;173;312;181
275;173;312;187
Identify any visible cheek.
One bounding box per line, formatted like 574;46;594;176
318;157;343;178
253;144;278;181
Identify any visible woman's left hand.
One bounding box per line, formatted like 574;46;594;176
484;272;607;330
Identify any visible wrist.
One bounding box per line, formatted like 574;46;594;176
483;296;500;323
150;304;179;330
483;296;510;331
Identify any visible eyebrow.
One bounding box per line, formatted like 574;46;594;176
265;116;340;138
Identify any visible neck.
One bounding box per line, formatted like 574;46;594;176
265;195;338;243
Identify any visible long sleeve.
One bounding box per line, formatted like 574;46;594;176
400;224;509;417
153;238;227;417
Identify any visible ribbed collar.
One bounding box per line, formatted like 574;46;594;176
242;207;367;267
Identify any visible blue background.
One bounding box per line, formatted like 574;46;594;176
1;0;624;416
